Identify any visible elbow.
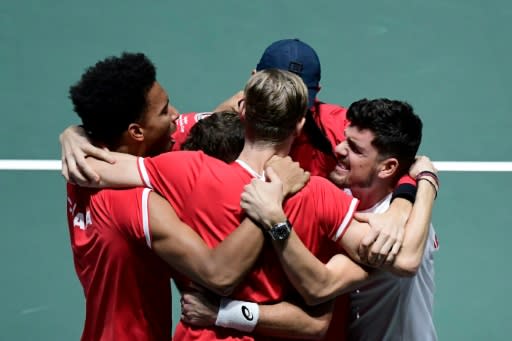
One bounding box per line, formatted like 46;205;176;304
304;295;324;307
213;283;236;296
302;287;333;306
301;326;329;340
307;321;330;340
301;309;332;340
304;274;369;306
203;272;238;296
393;257;421;277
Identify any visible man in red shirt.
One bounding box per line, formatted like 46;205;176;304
66;53;308;340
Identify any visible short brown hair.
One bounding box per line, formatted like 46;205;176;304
243;69;308;143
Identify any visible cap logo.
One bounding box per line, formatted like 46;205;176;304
288;61;303;75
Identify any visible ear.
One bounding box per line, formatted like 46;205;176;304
251;69;257;76
378;157;399;179
239;99;247;119
295;116;306;136
127;122;145;142
317;84;322;94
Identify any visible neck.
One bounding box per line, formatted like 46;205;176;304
237;137;293;174
116;142;144;157
350;181;394;210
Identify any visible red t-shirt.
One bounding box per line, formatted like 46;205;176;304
171;112;213;151
66;184;173;341
136;151;359;341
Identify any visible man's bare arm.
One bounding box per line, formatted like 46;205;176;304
83;152;143;188
240;167;369;305
148;191;263;296
241;161;436;304
60;125;116;185
181;290;334;340
357;198;411;266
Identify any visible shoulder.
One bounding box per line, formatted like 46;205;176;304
96;187;146;206
313;102;349;135
291;176;346;201
314;102;347;117
150;150;209;166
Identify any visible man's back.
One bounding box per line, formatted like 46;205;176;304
66;184;173;341
137;150;359;340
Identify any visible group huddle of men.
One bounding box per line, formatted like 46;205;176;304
61;39;439;341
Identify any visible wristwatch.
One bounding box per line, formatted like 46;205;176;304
268;220;292;241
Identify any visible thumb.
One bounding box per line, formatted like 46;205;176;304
354;212;371;223
265;166;281;183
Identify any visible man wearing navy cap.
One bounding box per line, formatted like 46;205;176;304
253;38;341;178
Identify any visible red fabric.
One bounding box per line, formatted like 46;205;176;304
66;184;172;341
171;112;213;151
137;151;359;340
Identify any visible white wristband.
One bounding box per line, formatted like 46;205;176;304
215;297;260;332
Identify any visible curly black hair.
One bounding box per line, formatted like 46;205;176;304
69;52;156;148
347;98;423;177
181;112;245;163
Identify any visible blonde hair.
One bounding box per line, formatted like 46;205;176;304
243;69;308;143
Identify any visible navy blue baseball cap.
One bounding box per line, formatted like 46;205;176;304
256;39;321;108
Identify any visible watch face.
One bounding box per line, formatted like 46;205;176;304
270;221;291;240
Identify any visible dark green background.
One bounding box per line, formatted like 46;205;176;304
1;0;511;339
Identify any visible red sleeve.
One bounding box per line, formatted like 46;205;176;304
137;150;206;214
310;177;359;242
171;112;213;151
397;174;416;186
105;187;152;248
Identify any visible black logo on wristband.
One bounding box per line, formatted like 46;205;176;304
241;306;254;321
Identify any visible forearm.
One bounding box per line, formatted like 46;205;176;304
205;218;265;295
387;197;413;225
273;235;368;305
84;152;142;188
390;180;435;276
254;301;333;340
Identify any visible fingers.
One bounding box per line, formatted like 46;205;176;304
373;237;395;267
385;240;401;266
64;153;89;185
358;229;377;262
367;230;400;267
385;227;404;265
359;226;397;267
366;233;386;265
265;166;280;183
86;145;116;164
409;155;437;178
61;156;70;182
74;156;100;184
354;212;371;223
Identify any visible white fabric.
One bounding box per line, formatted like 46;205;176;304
348;193;438;341
215;297;260;332
141;188;152;248
235;159;265;180
138;157;152;188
